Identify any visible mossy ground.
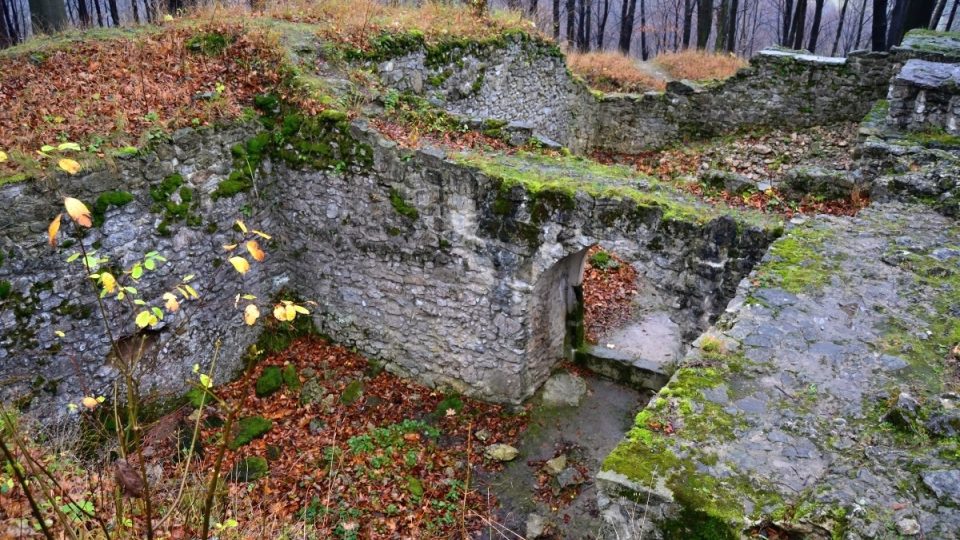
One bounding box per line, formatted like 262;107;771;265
753;222;837;293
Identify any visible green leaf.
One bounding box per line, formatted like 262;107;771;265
199;374;213;388
151;306;164;319
57;142;82;152
65;253;81;262
135;311;153;328
134;299;146;305
144;258;155;271
131;264;143;279
40;145;55;153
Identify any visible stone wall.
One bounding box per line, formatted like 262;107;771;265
0;124;278;420
378;39;895;154
377;34;595;150
1;119;774;418
888;59;960;134
590;49;895;154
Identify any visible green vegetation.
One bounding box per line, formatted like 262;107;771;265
282;364;301;390
186;31;231;56
92;190;134;227
228;456;268;482
589;249;619;271
904;126;960;148
229;416;273;450
255;366;283;397
754;223;836;293
389;188;419;220
341;380;364;405
149;173;201;235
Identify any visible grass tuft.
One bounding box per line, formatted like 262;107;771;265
654;50;747;81
566;51;665;93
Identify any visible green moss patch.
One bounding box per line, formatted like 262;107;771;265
389;188;419;220
228;456;268;482
92;190;134;227
149;173;201;235
229;416;273;449
754;223;836;293
255;366;283;397
186;31;231;56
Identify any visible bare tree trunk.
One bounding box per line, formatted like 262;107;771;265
566;0;575;46
553;0;560;40
107;0;120;25
872;0;887;50
930;0;948;28
681;0;693;47
596;0;609;48
528;0;539;18
948;0;960;30
726;0;739;51
618;0;637;53
854;0;867;47
782;0;794;45
0;0;17;46
29;0;69;32
716;0;729;50
789;0;807;50
584;0;592;50
806;0;825;52
831;0;849;55
640;0;648;58
697;0;712;47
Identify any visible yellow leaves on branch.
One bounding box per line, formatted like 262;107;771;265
273;300;309;322
48;213;62;247
244;304;260;325
100;272;117;293
246;240;265;262
228;256;250;274
163;292;180;313
58;158;81;175
64;197;92;228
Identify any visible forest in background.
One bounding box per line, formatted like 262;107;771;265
0;0;950;62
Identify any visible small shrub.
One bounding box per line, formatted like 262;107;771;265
566;51;666;93
186;32;231;56
589;249;619;271
654;50;747;81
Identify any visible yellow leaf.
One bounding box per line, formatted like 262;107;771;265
273;303;296;322
81;396;99;410
246;240;265;262
163;292;180;313
0;150;7;163
252;229;272;240
63;197;92;228
100;272;117;293
293;305;310;315
228;256;250;275
48;213;62;247
244;304;260;325
58;158;81;175
235;220;248;233
222;243;238;251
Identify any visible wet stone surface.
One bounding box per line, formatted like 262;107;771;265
599;202;960;539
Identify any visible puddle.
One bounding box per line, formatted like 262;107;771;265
477;372;653;539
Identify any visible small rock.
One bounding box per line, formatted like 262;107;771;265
922;469;960;504
542;372;587;407
925;411;960;438
484;444;519;462
474;428;491;442
784;165;855;200
701;169;754;194
754;144;774;155
525;513;545;539
308;418;325;435
555;467;585;489
544;455;567;475
896;518;921;536
882;392;920;431
299;378;326;406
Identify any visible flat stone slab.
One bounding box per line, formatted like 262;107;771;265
599;203;960;539
896;29;960;63
576;311;680;391
895;59;960;91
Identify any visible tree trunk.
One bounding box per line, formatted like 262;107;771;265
726;0;739;51
716;0;729;50
872;0;887;50
29;0;69;32
806;0;825;52
831;0;850;55
782;0;794;45
697;0;712;47
597;0;609;48
618;0;637;54
566;0;575;46
640;0;648;59
0;0;17;46
76;0;91;26
529;0;540;18
948;0;960;30
887;0;935;46
854;0;867;47
108;0;120;25
789;0;807;50
681;0;693;47
584;0;592;50
553;0;561;40
930;0;948;28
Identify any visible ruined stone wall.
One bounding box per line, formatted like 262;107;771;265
590;50;895;154
0;120;773;418
379;41;894;154
888;59;960;134
0;124;277;419
377;34;595;150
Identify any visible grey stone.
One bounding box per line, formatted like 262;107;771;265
525;513;546;539
923;470;960;504
784;166;856;200
925;412;960;438
484;444;519;462
544;454;567;475
883;392;921;431
556;467;586;489
542;372;587;407
896;518;921;536
701;169;754;194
